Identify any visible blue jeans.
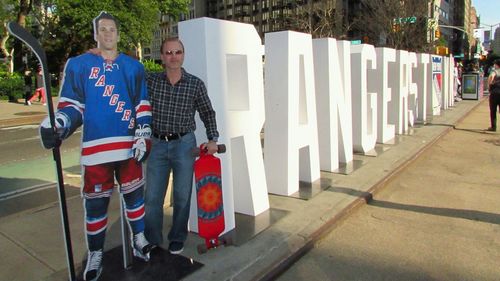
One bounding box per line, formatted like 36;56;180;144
144;132;196;245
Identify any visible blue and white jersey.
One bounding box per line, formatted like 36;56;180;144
57;53;152;165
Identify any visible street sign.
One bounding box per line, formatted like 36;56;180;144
394;16;417;24
351;40;361;45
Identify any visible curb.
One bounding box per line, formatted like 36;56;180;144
0;114;45;128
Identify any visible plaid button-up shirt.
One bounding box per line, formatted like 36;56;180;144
147;68;219;140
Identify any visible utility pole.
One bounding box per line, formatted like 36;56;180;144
480;22;500;51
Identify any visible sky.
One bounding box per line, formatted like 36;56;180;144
472;0;500;28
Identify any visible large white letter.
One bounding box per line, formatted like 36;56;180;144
408;52;418;127
264;31;320;196
442;56;450;110
447;55;455;107
414;53;430;123
335;40;354;165
313;38;354;171
351;44;377;153
369;47;396;144
180;18;270;233
388;50;409;134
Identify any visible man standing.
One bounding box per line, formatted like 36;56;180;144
487;59;500;132
39;12;153;281
23;67;32;105
144;37;219;254
28;67;47;105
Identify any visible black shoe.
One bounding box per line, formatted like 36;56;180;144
487;127;496;132
149;244;162;256
168;241;184;254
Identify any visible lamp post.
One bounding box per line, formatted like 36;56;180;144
479;22;500;51
438;25;470;58
480;22;500;39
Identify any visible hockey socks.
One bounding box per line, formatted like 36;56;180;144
85;197;110;251
122;187;146;234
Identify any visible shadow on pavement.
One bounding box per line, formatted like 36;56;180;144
369;200;500;225
453;127;495;134
327;185;500;225
0;182;80;218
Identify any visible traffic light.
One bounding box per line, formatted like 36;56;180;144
435;29;441;39
392;23;400;32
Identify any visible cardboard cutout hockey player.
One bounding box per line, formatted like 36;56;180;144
39;12;153;281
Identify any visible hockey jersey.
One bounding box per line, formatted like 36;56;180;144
57;53;152;166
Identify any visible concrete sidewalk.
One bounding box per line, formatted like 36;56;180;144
0;96;496;281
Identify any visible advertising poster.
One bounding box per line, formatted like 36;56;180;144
462;73;479;100
432;56;442;108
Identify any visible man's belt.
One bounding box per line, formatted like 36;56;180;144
153;132;188;141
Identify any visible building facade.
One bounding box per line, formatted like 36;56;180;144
451;0;472;58
492;27;500;55
144;0;207;61
144;0;479;61
206;0;344;38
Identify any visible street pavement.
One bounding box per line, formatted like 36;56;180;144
0;99;49;129
276;96;500;280
0;94;498;281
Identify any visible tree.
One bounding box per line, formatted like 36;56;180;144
353;0;433;53
12;0;34;71
157;0;190;19
38;0;189;73
3;0;189;74
1;0;25;73
274;0;350;39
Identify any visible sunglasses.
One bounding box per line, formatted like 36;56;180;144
165;50;184;56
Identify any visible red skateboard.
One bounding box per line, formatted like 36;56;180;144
193;144;232;254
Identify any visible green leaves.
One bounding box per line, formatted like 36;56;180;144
2;0;189;74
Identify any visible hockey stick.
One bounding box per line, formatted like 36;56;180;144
7;22;76;281
120;194;133;269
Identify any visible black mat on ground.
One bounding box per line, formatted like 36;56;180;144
76;246;203;281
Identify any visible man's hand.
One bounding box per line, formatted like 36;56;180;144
39;113;69;149
133;124;151;162
201;140;218;155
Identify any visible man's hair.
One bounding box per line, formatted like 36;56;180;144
93;11;120;35
494;59;500;67
160;37;184;54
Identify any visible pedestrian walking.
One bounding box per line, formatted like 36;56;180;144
23;67;33;105
487;59;500;132
28;67;47;105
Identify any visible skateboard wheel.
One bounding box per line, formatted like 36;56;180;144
222;236;233;246
217;144;226;153
197;244;208;254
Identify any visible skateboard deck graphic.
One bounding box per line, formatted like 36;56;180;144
193;144;231;253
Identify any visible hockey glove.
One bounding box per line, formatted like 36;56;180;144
39;113;70;149
132;124;152;162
